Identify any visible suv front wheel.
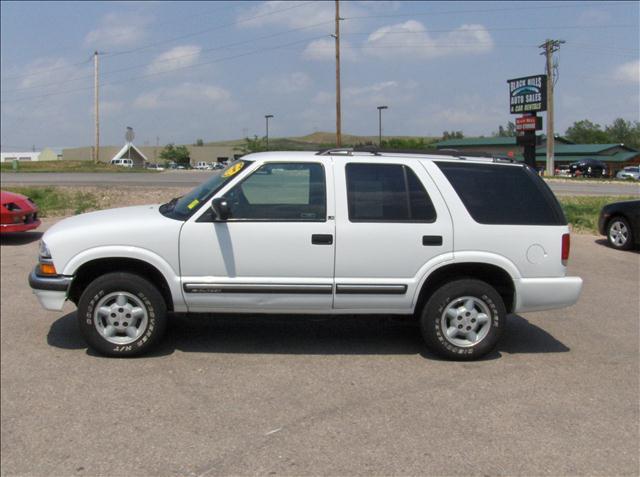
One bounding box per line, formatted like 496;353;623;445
420;279;505;360
77;272;167;357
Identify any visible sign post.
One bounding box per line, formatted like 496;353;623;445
508;75;546;170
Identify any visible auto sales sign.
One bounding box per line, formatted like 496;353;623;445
508;75;547;113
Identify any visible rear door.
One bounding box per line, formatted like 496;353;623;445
333;157;453;312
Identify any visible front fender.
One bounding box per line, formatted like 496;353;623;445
62;246;186;312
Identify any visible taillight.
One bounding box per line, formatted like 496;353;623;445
561;233;570;266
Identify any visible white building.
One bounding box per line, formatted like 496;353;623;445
0;148;58;163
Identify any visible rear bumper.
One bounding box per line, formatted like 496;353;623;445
28;267;72;311
514;276;583;313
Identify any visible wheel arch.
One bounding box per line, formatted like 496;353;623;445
414;262;516;314
68;257;174;311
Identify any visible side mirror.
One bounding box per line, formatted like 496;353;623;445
211;197;230;221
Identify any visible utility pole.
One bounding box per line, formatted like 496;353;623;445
265;114;274;150
539;39;564;176
377;105;388;146
93;51;100;165
334;0;342;147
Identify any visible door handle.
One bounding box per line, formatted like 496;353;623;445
312;234;333;245
422;235;443;246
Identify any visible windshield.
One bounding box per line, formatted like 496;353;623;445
160;160;251;220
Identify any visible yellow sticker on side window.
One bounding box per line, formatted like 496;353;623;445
187;199;200;209
222;162;244;178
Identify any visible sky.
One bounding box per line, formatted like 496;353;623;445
1;0;638;151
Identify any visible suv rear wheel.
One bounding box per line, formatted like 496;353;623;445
77;272;167;357
420;279;505;360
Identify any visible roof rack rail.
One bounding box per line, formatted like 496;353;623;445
351;146;493;158
315;147;354;156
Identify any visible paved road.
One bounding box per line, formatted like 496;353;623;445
1;220;638;476
2;171;639;196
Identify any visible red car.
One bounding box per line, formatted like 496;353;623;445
0;190;41;233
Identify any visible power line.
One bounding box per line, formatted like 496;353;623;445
0;1;315;83
106;1;317;58
1;20;334;94
1;35;328;104
344;2;633;20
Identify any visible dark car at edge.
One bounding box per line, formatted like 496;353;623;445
598;200;640;250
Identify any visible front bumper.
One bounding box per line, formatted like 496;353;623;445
28;267;72;311
1;219;41;233
514;276;583;313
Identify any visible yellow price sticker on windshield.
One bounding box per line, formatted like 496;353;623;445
222;162;244;178
187;199;200;210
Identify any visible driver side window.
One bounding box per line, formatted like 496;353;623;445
225;162;326;221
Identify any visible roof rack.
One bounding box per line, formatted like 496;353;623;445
315;147;354;156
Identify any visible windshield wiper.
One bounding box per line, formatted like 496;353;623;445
160;196;181;213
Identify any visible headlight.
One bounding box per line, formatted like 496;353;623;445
39;241;52;260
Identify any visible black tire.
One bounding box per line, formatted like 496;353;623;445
420;279;505;361
77;272;167;357
606;216;634;251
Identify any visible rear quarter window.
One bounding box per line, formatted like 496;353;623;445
436;162;566;225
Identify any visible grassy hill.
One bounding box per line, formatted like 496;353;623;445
206;132;439;150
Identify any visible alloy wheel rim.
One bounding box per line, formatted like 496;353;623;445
94;292;149;345
440;296;492;348
609;221;628;247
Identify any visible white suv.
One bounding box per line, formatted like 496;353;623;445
29;150;582;359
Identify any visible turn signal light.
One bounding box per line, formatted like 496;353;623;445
39;263;57;276
561;233;570;266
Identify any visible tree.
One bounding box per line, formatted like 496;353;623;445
605;118;640;149
194;138;204;147
442;130;464;140
234;135;267;155
380;137;437;149
493;121;516;137
159;144;190;166
564;120;609;144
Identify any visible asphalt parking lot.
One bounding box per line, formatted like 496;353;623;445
1;219;638;476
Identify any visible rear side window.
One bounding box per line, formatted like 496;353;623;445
436;162;566;225
346;163;436;222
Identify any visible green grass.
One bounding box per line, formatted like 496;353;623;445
559;196;637;233
0;160;157;173
4;187;100;217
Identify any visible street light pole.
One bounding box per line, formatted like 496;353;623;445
265;114;274;150
377;105;388;146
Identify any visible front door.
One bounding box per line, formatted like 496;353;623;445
180;159;335;312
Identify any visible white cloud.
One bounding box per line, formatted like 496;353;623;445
312;80;417;108
364;20;494;60
15;57;91;89
146;45;202;75
85;13;149;48
133;82;231;110
303;38;356;62
259;72;312;93
577;8;613;26
614;60;640;83
236;1;365;30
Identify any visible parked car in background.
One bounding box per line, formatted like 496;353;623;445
598;199;640;250
569;159;608;178
195;161;211;170
110;158;134;168
145;163;165;171
555;165;571;177
615;166;640;181
212;163;225;170
1;190;40;233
